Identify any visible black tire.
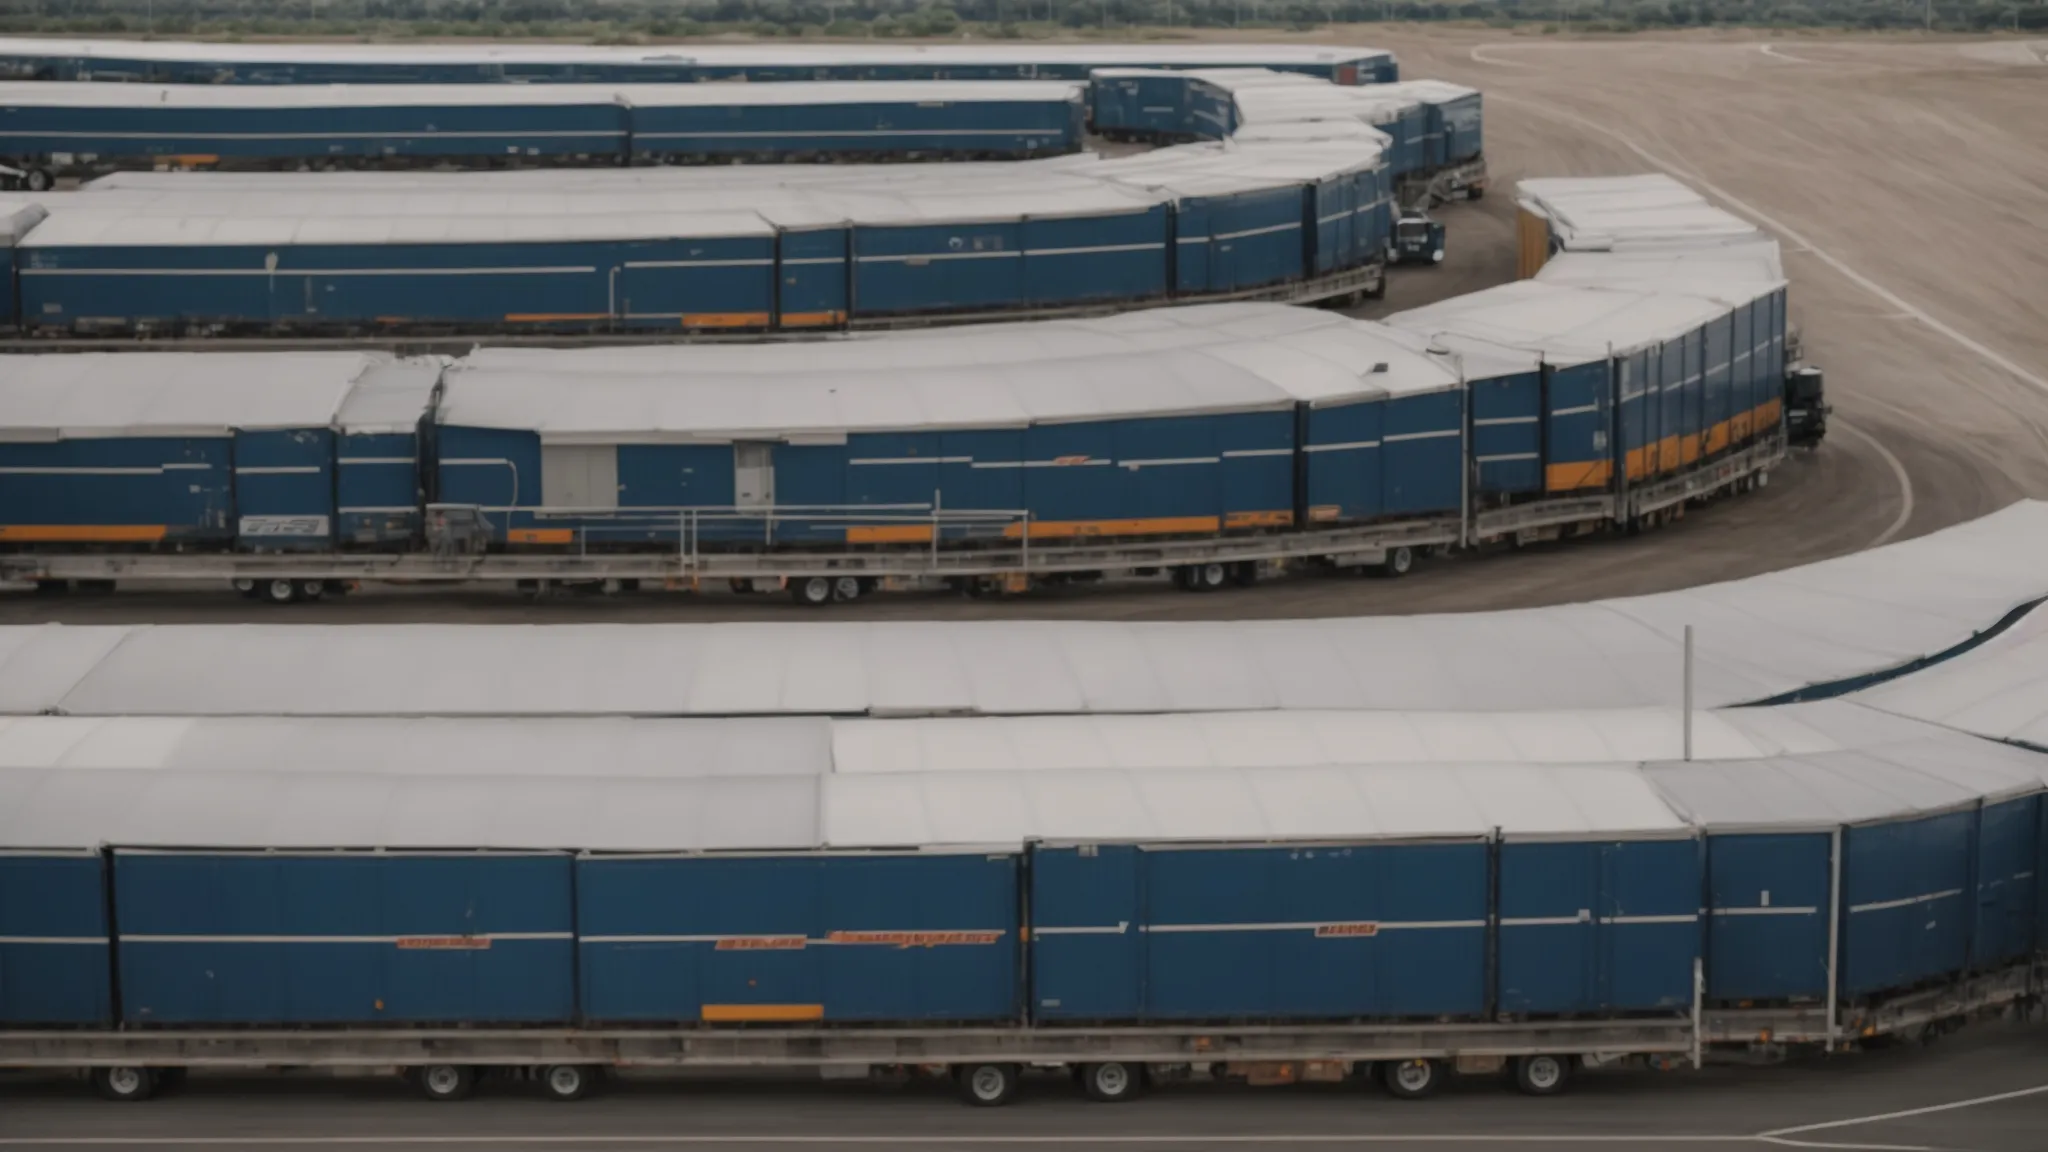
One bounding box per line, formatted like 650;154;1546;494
262;578;299;605
1379;546;1414;578
792;576;834;607
413;1064;476;1102
1185;562;1228;592
1080;1061;1143;1103
954;1062;1020;1107
92;1066;156;1102
24;166;53;193
1511;1054;1573;1097
233;578;258;598
831;575;864;603
1230;561;1260;588
1379;1058;1441;1100
540;1064;592;1102
1468;184;1486;201
296;580;326;601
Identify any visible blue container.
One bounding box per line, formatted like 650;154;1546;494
1972;795;2040;969
1546;360;1614;493
1087;72;1234;141
1703;832;1832;1003
777;227;850;329
337;429;423;546
1030;841;1489;1021
1840;810;1974;998
1173;186;1306;295
1466;367;1543;495
1497;838;1700;1015
113;850;574;1025
233;427;336;550
0;92;629;163
0;435;231;547
576;852;1020;1024
0;851;112;1026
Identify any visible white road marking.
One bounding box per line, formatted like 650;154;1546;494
1831;420;1916;547
1469;44;1540;67
1758;45;1815;64
1485;93;2048;400
1757;1140;1943;1152
1759;1080;2048;1138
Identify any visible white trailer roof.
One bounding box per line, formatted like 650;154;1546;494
1367;79;1480;105
0;351;390;438
2;701;2037;852
1517;174;1766;254
1850;605;2048;750
439;305;1457;441
1385;280;1755;374
1537;244;1787;292
51;134;1385;237
9;501;2042;721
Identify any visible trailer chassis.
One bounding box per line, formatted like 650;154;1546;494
3;959;2036;1104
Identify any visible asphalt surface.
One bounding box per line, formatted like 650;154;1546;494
1;1023;2043;1150
8;34;2048;623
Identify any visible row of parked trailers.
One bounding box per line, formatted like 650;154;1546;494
0;279;1789;559
0;38;1400;86
10;800;2043;1030
1;699;2043;1102
0;80;1092;186
0;136;1402;335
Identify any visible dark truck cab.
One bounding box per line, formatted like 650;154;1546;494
1390;213;1446;266
1785;366;1829;448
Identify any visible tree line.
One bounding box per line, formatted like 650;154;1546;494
3;0;2043;41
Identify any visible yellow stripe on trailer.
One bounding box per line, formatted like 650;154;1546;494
0;524;167;542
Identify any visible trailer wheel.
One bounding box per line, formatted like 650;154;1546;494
831;575;864;602
792;576;835;607
1379;1058;1441;1100
233;578;258;598
954;1062;1020;1107
1511;1054;1573;1097
1379;546;1414;578
413;1064;476;1102
296;580;326;601
1080;1061;1143;1103
263;579;299;604
24;166;53;193
540;1065;592;1102
1183;562;1229;592
92;1066;156;1102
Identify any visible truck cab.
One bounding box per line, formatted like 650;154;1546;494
1784;366;1829;448
1391;213;1446;266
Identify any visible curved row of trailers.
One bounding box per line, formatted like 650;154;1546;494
0;138;1405;336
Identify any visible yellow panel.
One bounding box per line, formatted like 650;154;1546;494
1224;510;1294;529
846;524;934;544
701;1003;825;1023
503;313;609;323
779;310;846;328
683;312;773;330
1545;460;1613;492
0;525;167;542
507;528;573;545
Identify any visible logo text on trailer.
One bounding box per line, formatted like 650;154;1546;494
1314;922;1380;938
395;936;492;950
